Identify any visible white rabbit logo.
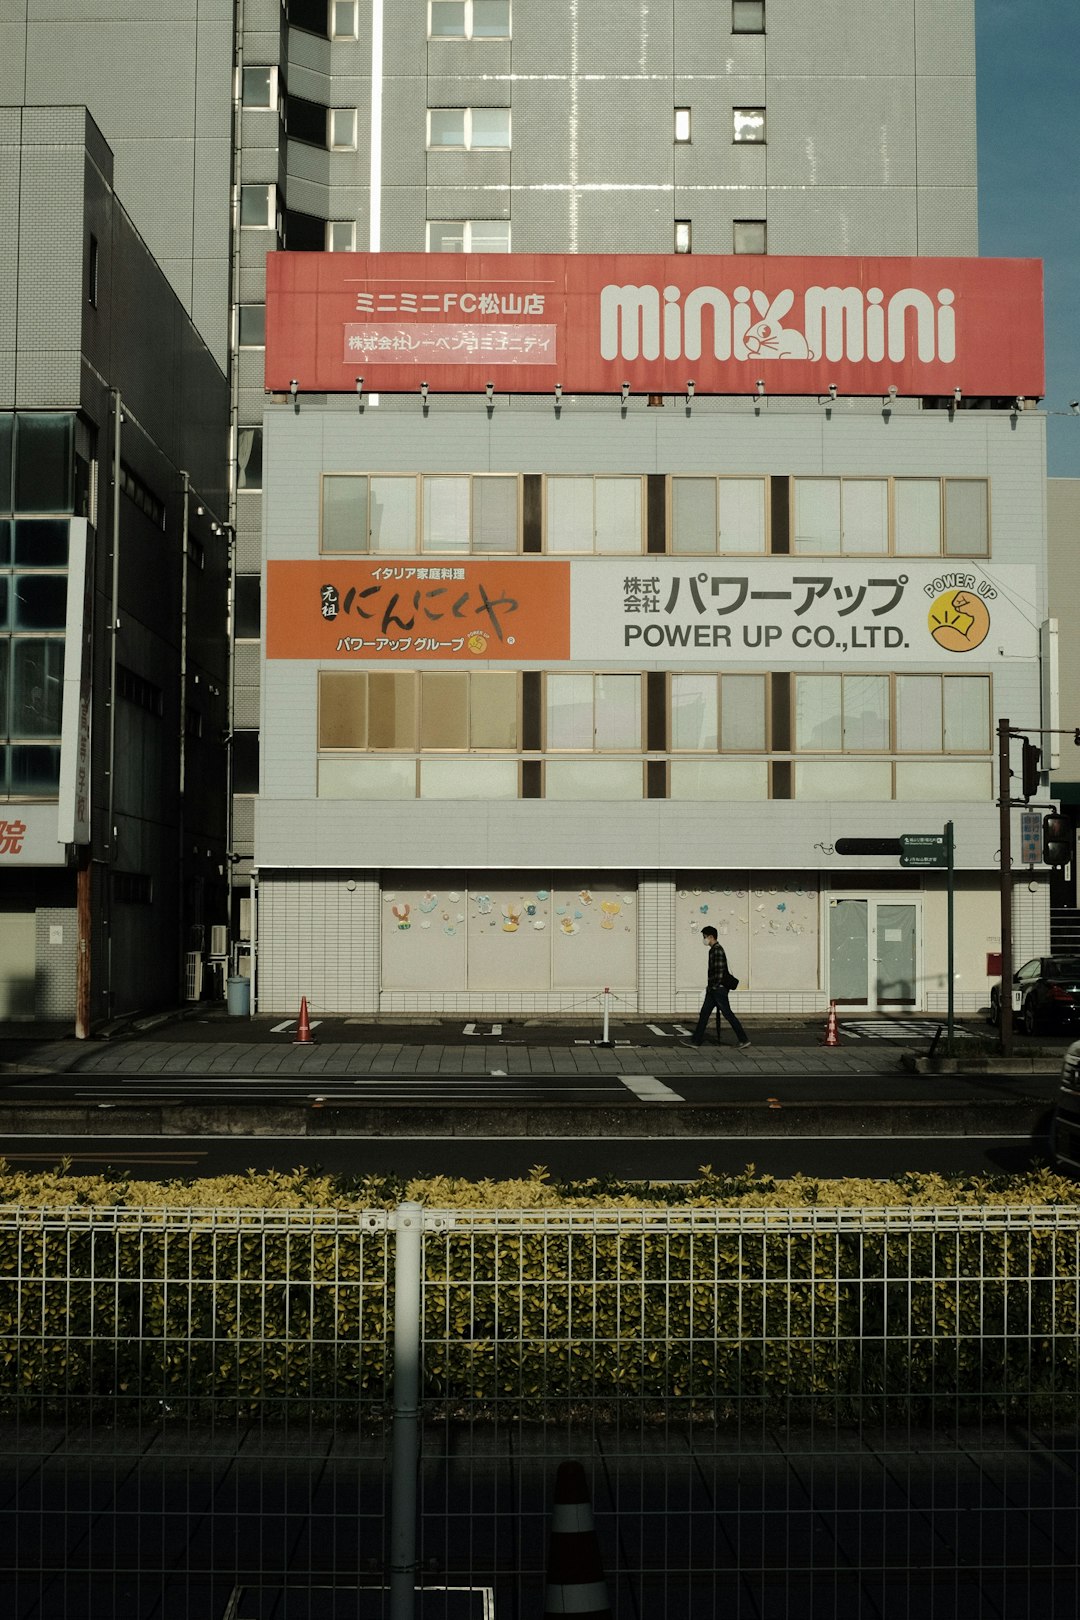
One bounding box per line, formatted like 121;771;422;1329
743;290;816;360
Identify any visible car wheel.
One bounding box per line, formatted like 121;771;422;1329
1023;996;1039;1037
989;989;1000;1027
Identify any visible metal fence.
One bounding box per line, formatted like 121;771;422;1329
2;1202;1079;1617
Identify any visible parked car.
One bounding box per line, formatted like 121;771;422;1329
989;956;1080;1036
1052;1040;1080;1174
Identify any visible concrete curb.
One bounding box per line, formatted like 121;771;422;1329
0;1099;1053;1140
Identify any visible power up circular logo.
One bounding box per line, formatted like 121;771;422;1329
927;588;991;653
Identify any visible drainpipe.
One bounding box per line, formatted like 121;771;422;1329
104;387;122;1018
179;471;190;997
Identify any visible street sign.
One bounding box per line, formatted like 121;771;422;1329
834;837;902;856
899;833;947;868
1020;811;1042;865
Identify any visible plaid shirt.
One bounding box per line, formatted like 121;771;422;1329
706;940;729;989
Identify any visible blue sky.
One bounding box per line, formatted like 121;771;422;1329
976;0;1079;476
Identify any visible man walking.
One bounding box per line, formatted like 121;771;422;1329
687;926;751;1048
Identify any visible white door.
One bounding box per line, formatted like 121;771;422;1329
0;911;36;1018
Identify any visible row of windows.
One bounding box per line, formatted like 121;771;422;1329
317;671;993;756
308;473;992;558
280;1;764;48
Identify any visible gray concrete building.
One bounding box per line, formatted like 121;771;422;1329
0;107;229;1021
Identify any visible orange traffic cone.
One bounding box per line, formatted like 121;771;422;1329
822;999;840;1047
293;996;315;1045
544;1460;611;1619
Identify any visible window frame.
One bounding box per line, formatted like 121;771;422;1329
790;476;991;557
793;672;992;756
426;106;511;150
732;0;766;33
428;0;512;40
317;668;522;753
325;219;357;251
241;64;279;111
331;1;359;38
426;219;512;253
328;106;358;150
733;218;767;254
239;183;277;229
733;107;766;143
543;672;645;754
674;107;692;144
674;219;692;254
543;475;646;555
669;672;770;753
319;472;522;555
669;475;769;555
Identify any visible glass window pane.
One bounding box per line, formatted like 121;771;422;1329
12;639;64;735
471;672;518;747
430;0;466;36
468;219;511;252
733;219;766;254
323;476;367;552
13;519;68;566
428;221;466;252
842;480;889;554
0;414;13;510
733;107;765;142
895;479;941;554
895;675;941;750
237;427;262;491
718;478;766;552
319;756;415;798
13;575;67;630
369;477;416;551
671;674;717;750
429;109;466;147
0;576;7;632
420;760;518;799
546;673;593;748
330;108;356;148
672;479;716;553
332;2;357;37
232;731;259;794
547;479;594;552
545;760;642;800
421;673;469;748
945;480;989;556
943;676;989;751
732;1;766;32
367;672;416;748
595;673;640;749
423;476;470;552
10;743;61;794
594;478;641;553
238;305;266;346
234;575;261;639
793;480;841;552
674;108;691;143
242;67;273;108
240;184;272;226
473;477;517;551
842;675;889;749
327;220;356;252
721;674;766;750
470;107;510;147
472;0;510;37
319;671;367;748
15;414;74;513
794;674;842;749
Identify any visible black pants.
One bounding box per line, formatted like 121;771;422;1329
692;983;748;1045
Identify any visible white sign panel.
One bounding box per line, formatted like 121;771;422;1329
569;561;1037;666
0;804;67;866
57;518;91;845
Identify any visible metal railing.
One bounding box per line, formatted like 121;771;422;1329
2;1202;1079;1616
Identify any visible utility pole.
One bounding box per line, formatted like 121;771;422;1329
997;717;1014;1057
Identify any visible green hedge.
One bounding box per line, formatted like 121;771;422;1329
2;1165;1079;1423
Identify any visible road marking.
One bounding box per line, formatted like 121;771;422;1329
270;1019;323;1034
462;1022;503;1036
645;1023;672;1038
619;1074;684;1101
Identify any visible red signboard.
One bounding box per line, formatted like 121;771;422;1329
266;252;1044;398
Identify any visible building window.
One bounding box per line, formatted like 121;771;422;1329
674;107;691;143
114;872;153;905
671;674;768;752
232;731;259;794
793;479;888;554
429;0;511;39
546;674;642;751
895;675;990;753
234;576;262;640
732;0;765;32
320;474;520;554
241;66;277;109
546;477;643;553
318;670;519;751
674;220;692;254
794;675;889;752
328;107;357;149
326;220;357;251
87;235;99;307
792;477;990;556
236;427;263;492
427;107;511;150
239;184;276;228
733;218;766;254
427;219;511;252
237;305;266;347
733;107;766;143
671;478;766;553
794;674;990;755
331;1;358;37
944;479;990;557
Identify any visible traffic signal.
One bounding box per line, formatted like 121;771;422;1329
1020;739;1042;800
1043;812;1072;867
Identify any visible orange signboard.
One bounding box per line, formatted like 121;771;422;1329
266;558;571;661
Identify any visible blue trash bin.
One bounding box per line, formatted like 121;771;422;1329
226;975;251;1017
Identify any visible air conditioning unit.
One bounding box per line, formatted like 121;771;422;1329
184;953;203;1001
210;924;228;957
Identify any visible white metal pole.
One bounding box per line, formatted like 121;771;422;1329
602;986;611;1045
389;1200;423;1619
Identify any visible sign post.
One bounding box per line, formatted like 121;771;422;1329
899;829;954;1049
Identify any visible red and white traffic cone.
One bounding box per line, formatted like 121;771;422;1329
822;999;840;1047
293;996;315;1045
543;1460;611;1619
